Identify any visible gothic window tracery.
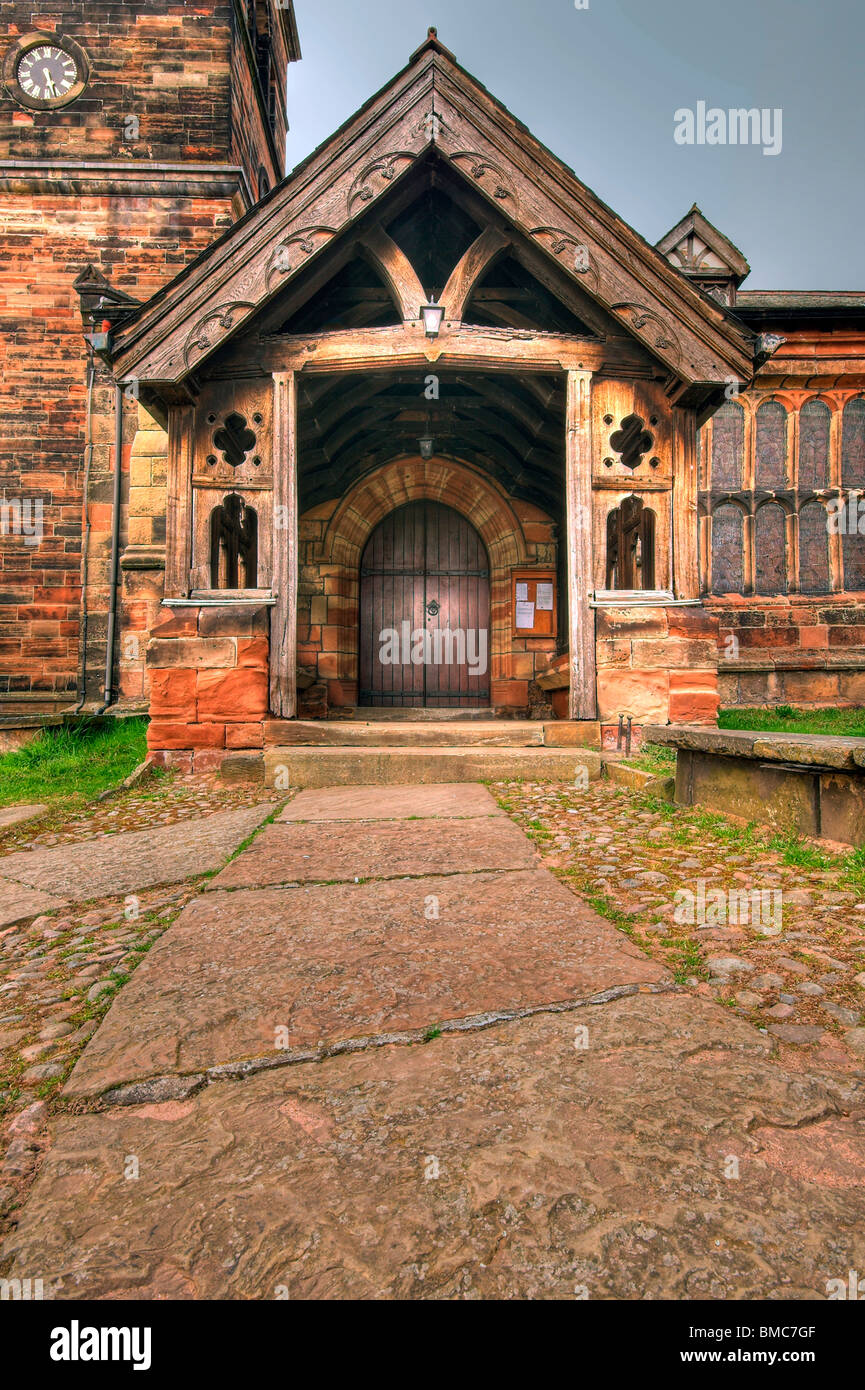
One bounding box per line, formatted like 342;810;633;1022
210;493;258;590
842;397;865;488
711;503;745;595
755;400;787;490
798;400;830;490
798;500;831;594
754;502;787;595
711;400;744;491
605;495;656;590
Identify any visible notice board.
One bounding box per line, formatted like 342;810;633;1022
511;568;557;637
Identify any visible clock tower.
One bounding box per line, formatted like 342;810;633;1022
0;2;301;711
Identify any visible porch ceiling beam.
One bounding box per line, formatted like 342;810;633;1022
326;425;539;482
300;452;562;517
259;322;604;374
452;373;555;438
319;404;545;462
356;223;427;321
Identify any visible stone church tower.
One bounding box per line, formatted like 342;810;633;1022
0;2;301;712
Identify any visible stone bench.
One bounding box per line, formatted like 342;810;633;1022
642;724;865;846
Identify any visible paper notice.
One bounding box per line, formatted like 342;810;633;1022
516;581;529;602
536;582;554;611
515;599;535;628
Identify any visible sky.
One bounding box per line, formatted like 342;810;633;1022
284;0;864;290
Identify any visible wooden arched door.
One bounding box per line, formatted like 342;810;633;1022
359;501;490;708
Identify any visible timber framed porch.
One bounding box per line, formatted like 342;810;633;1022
99;30;760;771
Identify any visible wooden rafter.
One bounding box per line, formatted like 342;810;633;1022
356;224;427;321
440;226;510;321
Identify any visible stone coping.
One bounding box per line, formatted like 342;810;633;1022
643;723;865;771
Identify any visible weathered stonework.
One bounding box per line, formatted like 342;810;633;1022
146;603;271;771
0;1;299;709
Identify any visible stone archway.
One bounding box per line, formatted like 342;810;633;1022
303;454;531;708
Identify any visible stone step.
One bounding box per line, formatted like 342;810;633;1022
264;720;601;750
266;719;542;748
264;745;603;789
334;706;496;722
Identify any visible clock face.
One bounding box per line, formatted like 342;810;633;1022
16;44;79;103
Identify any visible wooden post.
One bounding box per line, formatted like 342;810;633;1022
270;370;298;717
165;404;194;598
672;407;699;598
565;369;596;719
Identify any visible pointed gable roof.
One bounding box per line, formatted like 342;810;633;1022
110;30;756;390
656;205;750;285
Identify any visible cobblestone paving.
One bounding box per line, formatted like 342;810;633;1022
0;772;274;855
2;773;864;1298
495;780;865;1085
0;781;279;1237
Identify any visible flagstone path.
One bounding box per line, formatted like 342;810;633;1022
2;782;864;1300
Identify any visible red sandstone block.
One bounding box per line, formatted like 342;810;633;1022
522;522;555;543
799;626;829;649
666;607;720;640
147;750;195;775
828;626;865;647
149;668;197;719
119;669;144;700
739;628;796;649
318;653;339;679
551;687;569;720
147;720;226;750
196;667;268;721
780;671;841;702
327;679;357;707
491;679;529;707
225;723;264;749
199;606;269;638
235;638;269;669
193;750;227;775
668;688;719;725
151;608;199;638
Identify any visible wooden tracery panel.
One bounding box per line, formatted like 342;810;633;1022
710;401;744;491
842;397;865;488
754;502;787;595
711;503;745;595
755;400;787;490
798;500;831;595
190;379;273;591
798;400;830;491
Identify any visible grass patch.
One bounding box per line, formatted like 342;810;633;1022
0;717;148;809
622;743;677;777
719;706;865;737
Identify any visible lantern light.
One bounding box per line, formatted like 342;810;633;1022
421;299;445;337
419;435;434;461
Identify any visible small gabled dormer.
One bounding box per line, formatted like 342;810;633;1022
656;205;750;308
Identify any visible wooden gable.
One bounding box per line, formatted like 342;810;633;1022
110;30;757;395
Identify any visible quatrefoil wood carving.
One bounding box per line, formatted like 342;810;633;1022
213;412;257;469
609;413;654;471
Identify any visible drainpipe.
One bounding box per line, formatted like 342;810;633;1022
72;351;97;714
97;383;124;714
